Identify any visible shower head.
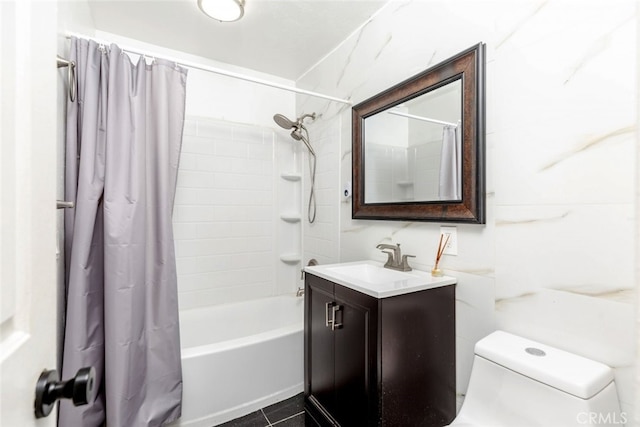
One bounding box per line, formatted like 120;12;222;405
274;112;317;157
273;112;317;130
290;128;303;141
273;113;296;130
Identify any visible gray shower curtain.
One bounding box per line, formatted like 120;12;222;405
60;37;187;427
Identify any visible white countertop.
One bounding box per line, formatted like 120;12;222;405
304;260;456;299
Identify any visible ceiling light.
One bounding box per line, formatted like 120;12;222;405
198;0;245;22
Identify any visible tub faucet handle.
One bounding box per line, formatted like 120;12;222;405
301;258;319;280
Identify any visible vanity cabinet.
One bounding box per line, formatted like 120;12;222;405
304;273;456;427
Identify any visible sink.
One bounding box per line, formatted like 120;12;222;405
304;260;456;298
326;263;418;285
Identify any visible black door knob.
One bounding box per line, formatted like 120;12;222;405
34;366;96;418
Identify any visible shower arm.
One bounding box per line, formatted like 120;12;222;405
298;113;316;123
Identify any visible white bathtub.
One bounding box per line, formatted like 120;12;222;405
168;296;304;427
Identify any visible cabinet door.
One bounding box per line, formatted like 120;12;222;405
333;285;379;427
305;276;336;418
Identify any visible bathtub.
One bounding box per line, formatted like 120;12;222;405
168;295;304;427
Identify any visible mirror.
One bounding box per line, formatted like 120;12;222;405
352;43;485;223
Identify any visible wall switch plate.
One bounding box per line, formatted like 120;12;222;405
440;226;457;256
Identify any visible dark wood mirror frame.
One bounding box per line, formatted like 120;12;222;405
352;43;485;223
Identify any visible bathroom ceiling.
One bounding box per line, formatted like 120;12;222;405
87;0;389;80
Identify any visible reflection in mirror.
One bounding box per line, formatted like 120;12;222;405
352;43;485;223
364;80;462;203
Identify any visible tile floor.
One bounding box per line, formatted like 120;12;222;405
218;393;319;427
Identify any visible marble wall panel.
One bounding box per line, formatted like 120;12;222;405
297;0;637;417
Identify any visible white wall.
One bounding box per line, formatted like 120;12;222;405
173;118;276;309
636;8;640;424
297;0;636;417
94;31;296;127
58;0;95;38
174;118;307;309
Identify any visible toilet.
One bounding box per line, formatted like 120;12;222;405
449;331;624;427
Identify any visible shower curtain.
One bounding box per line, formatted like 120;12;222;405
438;123;462;200
60;37;187;427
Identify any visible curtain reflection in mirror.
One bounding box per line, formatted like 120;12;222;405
438;122;461;200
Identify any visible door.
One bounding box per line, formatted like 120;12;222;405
305;275;379;426
1;1;59;426
333;285;378;427
306;276;336;417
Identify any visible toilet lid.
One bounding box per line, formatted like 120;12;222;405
475;331;613;399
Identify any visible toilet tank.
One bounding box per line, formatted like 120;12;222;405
455;331;624;427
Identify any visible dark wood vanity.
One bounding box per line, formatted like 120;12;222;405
304;272;456;426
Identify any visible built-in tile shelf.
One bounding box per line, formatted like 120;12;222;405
281;172;302;182
279;254;302;263
396;181;414;186
280;213;302;223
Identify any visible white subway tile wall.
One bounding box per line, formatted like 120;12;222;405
173;117;276;310
302;120;341;266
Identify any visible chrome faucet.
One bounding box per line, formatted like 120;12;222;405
376;243;415;272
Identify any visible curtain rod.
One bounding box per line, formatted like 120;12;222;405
57;55;76;102
387;110;458;127
65;32;352;105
